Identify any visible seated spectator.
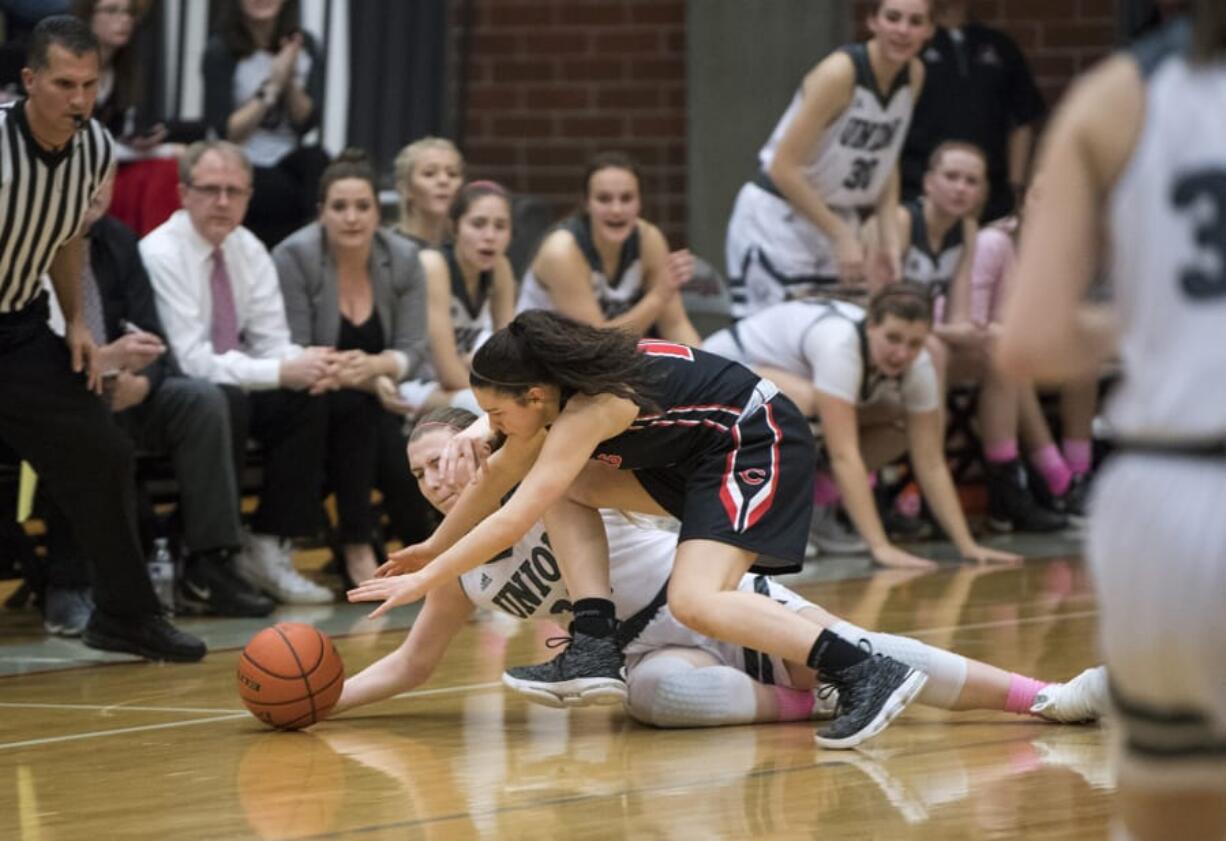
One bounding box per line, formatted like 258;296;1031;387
517;151;700;345
391;136;463;249
704;286;1019;568
141;139;335;605
387;180;516;416
273;149;432;585
971;202;1096;520
203;0;328;248
70;0;183;235
37;167;274;632
868;141;1066;533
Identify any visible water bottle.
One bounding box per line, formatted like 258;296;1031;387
148;537;176;615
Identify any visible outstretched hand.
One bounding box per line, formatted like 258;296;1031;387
959;543;1023;565
348;571;429;619
870;544;938;570
375;541;436;577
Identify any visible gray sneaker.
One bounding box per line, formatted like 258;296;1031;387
815;655;928;749
43;586;94;637
810;505;869;555
502;630;627;708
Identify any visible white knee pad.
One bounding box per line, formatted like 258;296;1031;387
830;620;968;709
627;656;758;728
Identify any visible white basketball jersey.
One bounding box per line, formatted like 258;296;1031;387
1106;23;1226;441
441;244;494;356
758;44;914;211
458;511;674;622
518;216;645;319
730;299;940;412
902;199;964;301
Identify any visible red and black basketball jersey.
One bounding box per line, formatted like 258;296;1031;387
591;341;769;470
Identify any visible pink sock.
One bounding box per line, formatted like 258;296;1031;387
1063;439;1092;476
773;686;816;721
1004;674;1048;715
984;439;1019;465
813;471;841;507
1030;443;1072;496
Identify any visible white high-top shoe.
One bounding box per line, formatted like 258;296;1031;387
236;532;334;605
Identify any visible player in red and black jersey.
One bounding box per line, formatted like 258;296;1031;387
349;310;928;749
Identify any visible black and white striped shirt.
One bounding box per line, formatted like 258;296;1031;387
0;100;113;313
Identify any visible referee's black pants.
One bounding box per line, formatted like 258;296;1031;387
0;303;160;619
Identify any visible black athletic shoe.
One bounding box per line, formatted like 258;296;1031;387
502;629;627;708
815;655;928;749
178;555;276;618
82;611;207;663
986;460;1068;533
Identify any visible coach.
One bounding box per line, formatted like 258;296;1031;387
0;16;204;662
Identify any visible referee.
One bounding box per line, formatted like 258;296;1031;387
0;16;204;661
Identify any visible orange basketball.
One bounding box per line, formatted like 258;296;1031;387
237;623;344;730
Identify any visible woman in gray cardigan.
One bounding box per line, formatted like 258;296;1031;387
274;149;432;585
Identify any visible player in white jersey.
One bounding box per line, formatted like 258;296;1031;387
704;285;1018;570
332;407;1106;729
999;9;1226;839
724;0;931;317
517;151;699;345
867;142;984;312
379;182;516;416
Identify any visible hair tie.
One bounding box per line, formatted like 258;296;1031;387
465;179;508;195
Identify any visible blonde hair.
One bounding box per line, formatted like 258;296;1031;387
393;137;463;228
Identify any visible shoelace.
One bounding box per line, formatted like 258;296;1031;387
544;635;573;651
823;639;881;720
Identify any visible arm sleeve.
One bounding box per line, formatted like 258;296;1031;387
388;245;428;380
113;222;174;390
201;36;237;139
901;351;942;413
297;32;324;135
999;31;1045;126
271;239;317;347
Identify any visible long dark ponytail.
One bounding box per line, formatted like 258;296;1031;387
470;310;660;411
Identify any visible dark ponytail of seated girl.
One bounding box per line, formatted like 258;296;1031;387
470;310;661;412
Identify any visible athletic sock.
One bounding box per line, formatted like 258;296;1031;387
1004;673;1048;714
1030;443;1072;496
813;471;842;507
984;439;1019;465
1062;439;1093;476
773;686;818;721
806;629;870;674
571;598;617;638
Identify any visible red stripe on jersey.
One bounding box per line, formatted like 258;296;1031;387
742;402;782;530
637;340;694;361
719;423;744;528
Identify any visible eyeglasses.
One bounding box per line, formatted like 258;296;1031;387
95;5;137;17
187;183;252;201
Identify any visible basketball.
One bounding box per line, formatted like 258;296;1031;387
237;623;345;731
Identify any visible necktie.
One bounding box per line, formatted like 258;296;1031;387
210;248;240;353
80;258;108;346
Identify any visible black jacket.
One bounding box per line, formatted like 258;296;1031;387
87;215;178;395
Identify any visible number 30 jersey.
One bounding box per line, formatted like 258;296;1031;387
458;511;674;622
1107;20;1226;442
758;42;914;211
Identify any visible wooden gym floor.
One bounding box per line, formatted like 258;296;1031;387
0;541;1112;840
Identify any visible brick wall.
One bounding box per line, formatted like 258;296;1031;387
852;0;1122;105
451;0;688;246
452;1;1122;249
